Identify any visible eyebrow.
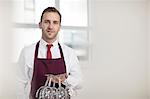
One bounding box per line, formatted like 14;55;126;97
44;19;60;23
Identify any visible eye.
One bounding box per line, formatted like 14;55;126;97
44;20;49;24
53;21;59;24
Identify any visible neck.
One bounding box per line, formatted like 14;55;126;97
42;37;57;44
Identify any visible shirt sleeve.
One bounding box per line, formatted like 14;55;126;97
16;48;29;99
65;50;82;95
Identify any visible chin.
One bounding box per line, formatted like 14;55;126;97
48;36;55;39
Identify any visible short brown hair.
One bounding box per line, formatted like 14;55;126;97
40;7;61;23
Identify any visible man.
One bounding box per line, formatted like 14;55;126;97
17;7;82;99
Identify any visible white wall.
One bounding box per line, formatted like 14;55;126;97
148;1;150;98
77;0;149;99
0;0;16;99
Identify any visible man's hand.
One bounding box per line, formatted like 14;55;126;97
52;73;68;83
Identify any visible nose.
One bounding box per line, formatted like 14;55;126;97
48;22;53;29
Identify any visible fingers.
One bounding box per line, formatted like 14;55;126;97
46;73;68;83
51;73;67;83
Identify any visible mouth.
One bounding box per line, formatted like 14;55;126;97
47;30;54;33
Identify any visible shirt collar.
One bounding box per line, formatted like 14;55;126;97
40;38;59;48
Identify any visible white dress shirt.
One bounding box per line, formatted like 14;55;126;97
16;39;82;99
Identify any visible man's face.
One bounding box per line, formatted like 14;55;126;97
39;12;61;43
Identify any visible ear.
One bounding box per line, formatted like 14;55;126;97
39;22;42;29
58;24;61;31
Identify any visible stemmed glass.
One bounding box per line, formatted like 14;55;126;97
43;74;54;99
36;74;71;99
64;81;71;99
57;76;66;99
36;74;53;99
51;77;58;99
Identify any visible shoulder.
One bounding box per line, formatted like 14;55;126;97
59;43;79;62
59;43;76;55
17;42;37;67
20;42;37;58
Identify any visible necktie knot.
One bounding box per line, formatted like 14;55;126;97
47;44;53;49
46;44;53;59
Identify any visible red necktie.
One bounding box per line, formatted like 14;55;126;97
47;44;53;59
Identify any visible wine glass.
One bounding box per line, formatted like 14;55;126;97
36;74;53;99
51;78;58;99
42;74;53;99
57;77;66;99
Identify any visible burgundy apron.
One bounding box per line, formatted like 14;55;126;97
30;41;67;99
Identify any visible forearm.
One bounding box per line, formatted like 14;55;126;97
16;79;27;99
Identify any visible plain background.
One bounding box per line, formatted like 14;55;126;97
0;0;150;99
